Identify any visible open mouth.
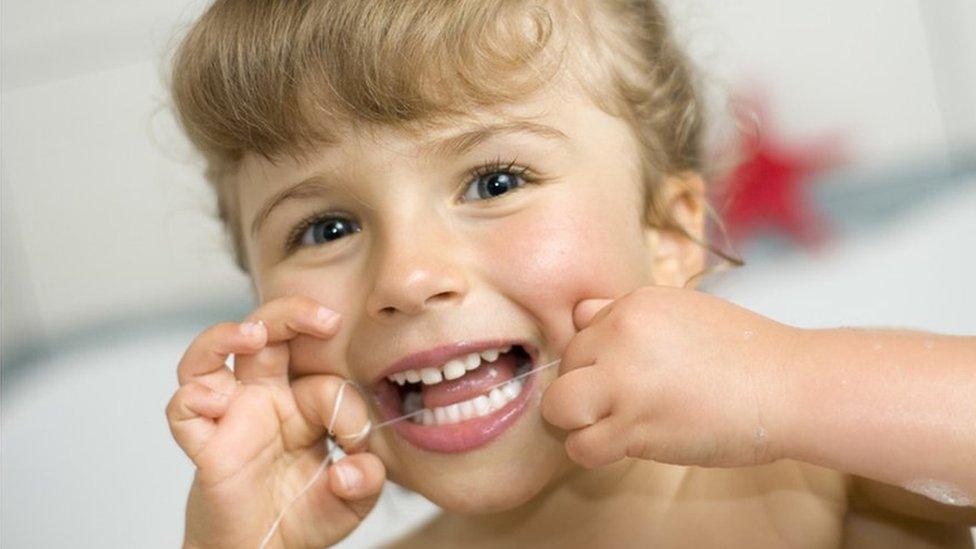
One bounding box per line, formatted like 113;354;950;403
391;345;532;425
373;342;538;452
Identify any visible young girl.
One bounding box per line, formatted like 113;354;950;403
164;1;976;547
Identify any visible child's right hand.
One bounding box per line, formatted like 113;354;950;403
166;296;384;549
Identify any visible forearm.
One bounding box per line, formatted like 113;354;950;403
779;328;976;505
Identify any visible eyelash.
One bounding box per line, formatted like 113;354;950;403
283;157;537;253
284;210;347;254
462;157;533;201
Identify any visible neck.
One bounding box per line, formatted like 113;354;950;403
448;459;691;545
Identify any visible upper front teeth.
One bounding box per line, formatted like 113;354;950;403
389;345;511;385
420;367;441;384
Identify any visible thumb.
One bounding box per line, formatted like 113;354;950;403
295;451;386;546
327;453;386;520
573;299;613;331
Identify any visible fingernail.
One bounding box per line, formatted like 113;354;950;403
316;306;339;327
239;321;263;336
334;461;363;491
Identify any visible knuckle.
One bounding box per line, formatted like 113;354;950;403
165;386;191;421
625;426;654;460
244;346;280;369
298;376;356;426
564;433;595;467
288;294;322;318
610;303;655;336
608;310;637;336
539;388;564;425
209;322;238;340
561;336;587;366
322;376;347;403
164;394;180;421
189;322;238;356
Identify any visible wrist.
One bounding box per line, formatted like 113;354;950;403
765;324;817;463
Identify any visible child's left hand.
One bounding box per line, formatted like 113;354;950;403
541;286;801;469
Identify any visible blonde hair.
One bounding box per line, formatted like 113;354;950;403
168;0;709;272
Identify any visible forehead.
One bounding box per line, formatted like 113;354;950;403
238;85;601;181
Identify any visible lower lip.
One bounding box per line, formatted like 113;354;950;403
377;369;537;454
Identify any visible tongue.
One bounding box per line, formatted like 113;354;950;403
421;353;517;409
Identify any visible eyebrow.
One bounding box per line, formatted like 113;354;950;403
250;180;334;237
250;121;568;237
419;120;569;157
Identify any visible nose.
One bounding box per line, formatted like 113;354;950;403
365;218;469;319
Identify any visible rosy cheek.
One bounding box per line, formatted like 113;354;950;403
477;196;649;350
257;269;360;377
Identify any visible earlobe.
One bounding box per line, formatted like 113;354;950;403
645;172;708;287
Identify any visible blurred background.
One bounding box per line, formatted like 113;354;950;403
2;0;975;546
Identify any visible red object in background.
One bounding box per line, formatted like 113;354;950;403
716;95;843;248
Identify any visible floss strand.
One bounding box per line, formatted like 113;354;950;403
257;358;562;548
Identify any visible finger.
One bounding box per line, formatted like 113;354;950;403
177;321;267;385
326;453;386;520
564;418;627;469
288;451;385;545
232;342;290;385
291;375;372;453
573;298;613;331
558;325;600;375
234;296;343;386
166;382;229;459
541;366;613;431
244;295;341;345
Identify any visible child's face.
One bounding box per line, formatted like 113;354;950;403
236;86;702;511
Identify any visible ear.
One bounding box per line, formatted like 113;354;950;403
644;172;707;288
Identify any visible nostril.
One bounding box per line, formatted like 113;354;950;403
368;268;468;318
376;291;457;317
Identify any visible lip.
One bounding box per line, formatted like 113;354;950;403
373;339;535;387
373;358;540;453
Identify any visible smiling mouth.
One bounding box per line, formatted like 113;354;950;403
381;345;534;426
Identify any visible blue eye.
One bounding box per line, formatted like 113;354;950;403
288;215;360;251
462;169;527;201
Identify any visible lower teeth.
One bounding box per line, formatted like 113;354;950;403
405;378;525;426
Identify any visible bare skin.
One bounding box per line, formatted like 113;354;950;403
167;84;975;547
394;292;976;548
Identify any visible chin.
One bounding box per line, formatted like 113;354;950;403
383;400;572;514
409;442;569;514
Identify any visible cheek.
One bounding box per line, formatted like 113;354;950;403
256;268;362;377
478;194;651;346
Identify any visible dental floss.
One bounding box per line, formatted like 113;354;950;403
258;380;370;549
257;358;562;548
373;357;562;429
